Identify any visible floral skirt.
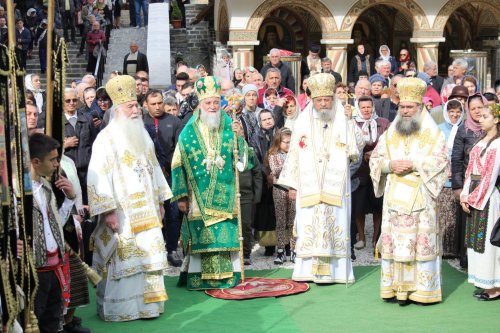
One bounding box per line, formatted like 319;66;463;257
436;187;459;257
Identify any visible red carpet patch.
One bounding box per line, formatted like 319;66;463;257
205;277;309;300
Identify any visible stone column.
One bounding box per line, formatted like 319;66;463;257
227;41;260;69
321;39;353;84
482;38;500;88
410;37;445;72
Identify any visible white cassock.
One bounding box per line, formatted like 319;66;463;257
278;102;361;284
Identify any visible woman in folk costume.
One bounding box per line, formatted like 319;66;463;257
460;103;500;301
451;93;487;268
437;99;464;258
267;128;296;265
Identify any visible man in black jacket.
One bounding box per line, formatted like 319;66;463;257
260;48;295;93
123;42;149;76
143;89;184;266
63;88;97;204
58;0;78;43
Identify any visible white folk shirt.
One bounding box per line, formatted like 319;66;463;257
32;180;74;252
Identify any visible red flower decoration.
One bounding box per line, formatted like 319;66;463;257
299;135;307;149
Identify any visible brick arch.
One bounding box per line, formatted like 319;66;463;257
340;0;430;32
433;0;500;32
244;0;337;40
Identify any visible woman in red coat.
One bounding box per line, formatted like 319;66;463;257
86;21;106;73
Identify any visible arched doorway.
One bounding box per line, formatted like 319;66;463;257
253;7;322;69
437;2;500;74
347;5;414;64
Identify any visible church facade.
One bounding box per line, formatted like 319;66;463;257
181;0;499;87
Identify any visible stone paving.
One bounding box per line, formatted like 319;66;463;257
102;26;147;85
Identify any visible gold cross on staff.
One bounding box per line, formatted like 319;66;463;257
227;93;243;115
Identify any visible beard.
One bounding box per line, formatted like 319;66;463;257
110;110;147;155
315;105;335;122
200;108;221;130
395;112;421;136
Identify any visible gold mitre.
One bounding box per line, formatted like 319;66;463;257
195;76;221;101
397;77;427;104
105;75;137;105
307;73;335;99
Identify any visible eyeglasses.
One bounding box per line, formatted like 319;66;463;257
65;98;78;103
281;141;291;145
97;99;110;104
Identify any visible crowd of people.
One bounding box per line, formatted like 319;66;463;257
18;26;500;331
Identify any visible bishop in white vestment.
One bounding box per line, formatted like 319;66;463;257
87;75;172;321
278;73;361;284
369;78;448;305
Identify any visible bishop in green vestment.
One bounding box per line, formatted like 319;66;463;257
172;76;250;290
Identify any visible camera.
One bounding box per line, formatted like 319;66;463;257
179;92;199;118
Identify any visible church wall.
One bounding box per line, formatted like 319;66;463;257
220;0;451;33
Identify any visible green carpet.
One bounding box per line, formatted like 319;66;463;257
77;263;500;333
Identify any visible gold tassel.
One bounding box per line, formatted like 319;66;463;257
30;310;40;333
374;246;379;261
81;262;102;287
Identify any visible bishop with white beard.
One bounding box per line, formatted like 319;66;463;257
277;73;362;284
171;76;250;290
86;75;172;321
369;77;448;305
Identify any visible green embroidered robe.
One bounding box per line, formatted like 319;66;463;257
172;111;250;289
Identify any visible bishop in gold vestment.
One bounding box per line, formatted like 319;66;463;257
87;76;172;321
369;78;448;304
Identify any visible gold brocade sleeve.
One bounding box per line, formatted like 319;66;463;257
369;131;390;198
87;136;117;217
149;146;173;203
412;130;449;199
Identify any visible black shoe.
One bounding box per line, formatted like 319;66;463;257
243;256;251;266
290;251;296;263
383;297;397;303
264;246;275;256
72;316;82;325
398;300;409;306
167;252;182;267
478;293;500;301
285;244;291;257
274;249;286;265
459;256;468;269
473;288;485;298
63;321;91;333
351;251;356;261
